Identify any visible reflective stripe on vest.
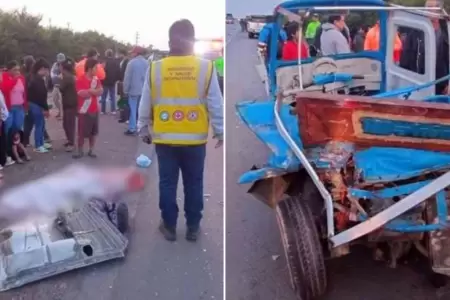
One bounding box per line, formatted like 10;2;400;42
150;56;213;145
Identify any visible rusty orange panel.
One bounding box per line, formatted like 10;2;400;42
295;92;450;152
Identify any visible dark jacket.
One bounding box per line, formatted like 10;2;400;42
59;73;78;109
119;58;129;82
27;75;49;110
400;25;449;94
103;57;121;86
353;32;365;52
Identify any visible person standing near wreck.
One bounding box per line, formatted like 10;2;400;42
399;0;449;94
137;19;223;242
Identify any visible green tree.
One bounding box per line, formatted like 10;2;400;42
0;8;134;65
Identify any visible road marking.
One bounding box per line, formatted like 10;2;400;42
226;25;240;46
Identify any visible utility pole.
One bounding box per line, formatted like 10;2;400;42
48;18;52;28
135;32;140;46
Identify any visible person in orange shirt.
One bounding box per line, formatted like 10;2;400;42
364;20;403;64
75;48;105;80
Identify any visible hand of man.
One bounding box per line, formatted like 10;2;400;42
215;139;223;148
78;90;90;98
43;110;50;118
142;135;152;144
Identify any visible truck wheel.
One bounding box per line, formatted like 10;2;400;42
248;32;254;39
116;202;129;234
276;195;327;300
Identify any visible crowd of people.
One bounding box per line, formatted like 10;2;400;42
256;1;449;94
0;45;151;180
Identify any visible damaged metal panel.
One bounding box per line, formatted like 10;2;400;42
0;202;127;292
296;92;450;151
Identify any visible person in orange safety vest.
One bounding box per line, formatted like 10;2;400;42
364;20;402;64
75;48;105;80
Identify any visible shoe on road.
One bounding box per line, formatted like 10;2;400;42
124;130;136;136
186;227;200;242
159;221;176;241
34;146;49;153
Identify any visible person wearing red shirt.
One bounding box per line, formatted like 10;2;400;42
74;58;103;159
0;61;27;135
282;22;310;61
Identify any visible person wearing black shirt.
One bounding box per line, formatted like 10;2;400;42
27;59;51;153
101;49;121;114
22;56;51;147
59;58;78;152
117;49;130;123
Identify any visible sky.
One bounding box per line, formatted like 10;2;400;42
0;0;225;50
226;0;280;17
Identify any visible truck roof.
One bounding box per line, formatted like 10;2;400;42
278;0;385;12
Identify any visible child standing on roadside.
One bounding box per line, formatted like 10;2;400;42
74;58;103;158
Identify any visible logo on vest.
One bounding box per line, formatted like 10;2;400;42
187;110;199;121
159;111;170;122
173;110;184;121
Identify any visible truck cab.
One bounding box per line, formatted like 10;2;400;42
226;13;234;24
247;15;270;39
268;8;450;102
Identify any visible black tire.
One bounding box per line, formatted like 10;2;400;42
248;32;254;39
116;202;129;234
276;195;327;300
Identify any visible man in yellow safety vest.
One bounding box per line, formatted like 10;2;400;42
137;19;223;242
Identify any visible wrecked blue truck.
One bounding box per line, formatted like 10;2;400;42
238;1;450;299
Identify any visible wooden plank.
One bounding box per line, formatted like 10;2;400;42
296;92;450;152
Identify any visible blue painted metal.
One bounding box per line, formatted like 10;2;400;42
312;73;355;85
236;101;358;183
351;184;449;232
236;101;302;178
353;147;450;183
346;181;448;233
348;180;432;200
374;73;450;99
277;0;385;11
423;95;450;103
241;0;450;236
360;117;450;140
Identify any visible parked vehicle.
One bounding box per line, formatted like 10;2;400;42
226;13;234;24
247;15;270;39
237;1;450;299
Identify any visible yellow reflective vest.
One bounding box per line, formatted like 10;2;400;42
150;56;213;145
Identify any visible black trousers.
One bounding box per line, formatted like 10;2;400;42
218;76;223;95
0;122;6;166
119;102;130;122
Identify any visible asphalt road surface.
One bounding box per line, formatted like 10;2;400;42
225;24;444;300
0;109;223;299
